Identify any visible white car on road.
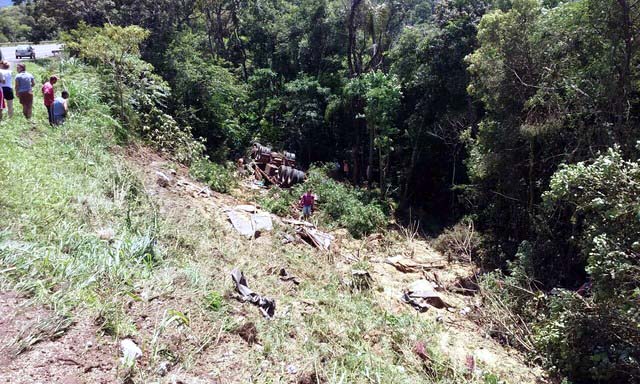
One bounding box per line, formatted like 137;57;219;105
15;45;36;60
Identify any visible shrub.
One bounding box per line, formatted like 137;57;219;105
190;160;237;193
257;164;389;238
204;291;224;311
294;165;388;238
477;242;541;353
532;148;640;382
259;187;295;217
432;218;480;262
479;148;640;383
63;24;206;164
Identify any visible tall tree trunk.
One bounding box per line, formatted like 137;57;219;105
347;0;363;76
379;146;384;195
368;124;374;188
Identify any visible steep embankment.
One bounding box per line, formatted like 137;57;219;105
0;62;548;383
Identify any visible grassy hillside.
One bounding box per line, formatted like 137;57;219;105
0;61;157;332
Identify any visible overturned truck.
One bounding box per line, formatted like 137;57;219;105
249;143;305;187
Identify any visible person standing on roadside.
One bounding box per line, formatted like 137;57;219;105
14;63;35;119
0;61;13;118
42;75;58;125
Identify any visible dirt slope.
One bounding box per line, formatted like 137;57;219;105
0;144;550;383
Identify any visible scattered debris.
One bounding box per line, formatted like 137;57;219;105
282;218;314;227
279;232;297;244
460;306;472;316
231;268;276;319
350;270;373;291
155;171;171;187
235;322;259;345
227;210;254;237
120;338;142;366
449;274;479;295
342;252;360;263
286;364;298;375
384;255;445;273
97;228;115;241
402;280;448;311
296;227;333;250
279;268;301;285
227;206;273;238
235;204;258;213
252;212;274;232
156;360;171;376
175;178;212;197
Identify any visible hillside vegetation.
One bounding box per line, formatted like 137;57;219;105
1;0;639;382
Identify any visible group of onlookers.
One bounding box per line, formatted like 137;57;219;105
0;61;68;124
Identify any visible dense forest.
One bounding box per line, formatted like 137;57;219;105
3;0;640;382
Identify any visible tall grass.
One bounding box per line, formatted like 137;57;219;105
0;60;159;335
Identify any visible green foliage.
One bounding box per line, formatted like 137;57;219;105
259;187;294;217
0;5;33;43
204;291;224;311
481;148;640;382
533;148;640;382
63;24;205;163
345;71;402;190
167;31;248;160
189;159;237;193
300;165;388;238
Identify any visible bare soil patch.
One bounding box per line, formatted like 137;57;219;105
0;292;117;384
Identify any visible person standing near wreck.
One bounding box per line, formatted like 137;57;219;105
299;188;316;219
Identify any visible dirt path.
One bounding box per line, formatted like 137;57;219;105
0;292;117;384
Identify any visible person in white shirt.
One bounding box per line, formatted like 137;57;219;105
0;61;14;118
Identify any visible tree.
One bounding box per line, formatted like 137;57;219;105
167;31;248;159
66;24;151;124
345;71;401;192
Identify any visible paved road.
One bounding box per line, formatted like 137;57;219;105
0;43;62;63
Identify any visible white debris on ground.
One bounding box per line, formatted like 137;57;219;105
226;205;274;238
120;338;142;367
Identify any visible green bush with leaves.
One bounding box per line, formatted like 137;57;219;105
533;148;640;382
481;148;640;383
259;186;295;217
258;165;388;238
189;160;237;194
63;24;205;164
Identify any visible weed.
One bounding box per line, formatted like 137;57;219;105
190;158;237;193
204;290;224;311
